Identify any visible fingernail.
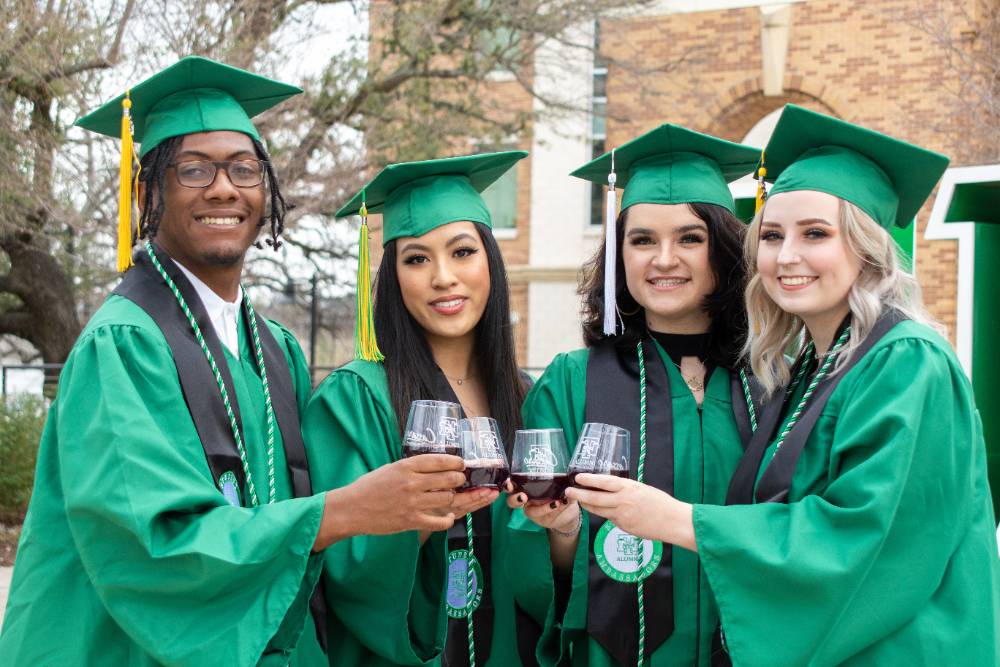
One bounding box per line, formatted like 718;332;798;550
518;494;526;503
549;501;557;509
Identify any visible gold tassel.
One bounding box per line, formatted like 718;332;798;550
355;198;384;362
754;150;767;214
117;91;136;272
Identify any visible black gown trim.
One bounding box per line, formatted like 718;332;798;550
113;245;329;652
583;337;674;665
725;309;908;506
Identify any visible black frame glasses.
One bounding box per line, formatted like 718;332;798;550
168;159;267;188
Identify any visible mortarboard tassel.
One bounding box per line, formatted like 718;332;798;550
754;150;767;214
355;193;385;362
117;91;136;272
602;149;618;337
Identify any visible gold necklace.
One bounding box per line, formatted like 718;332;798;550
444;371;475;386
671;358;704;393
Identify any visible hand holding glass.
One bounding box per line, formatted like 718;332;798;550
510;429;570;502
402;400;463;458
568;422;630;489
458;417;510;492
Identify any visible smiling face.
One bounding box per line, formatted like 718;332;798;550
621;203;715;334
143;130;264;276
395;220;491;345
756;190;862;333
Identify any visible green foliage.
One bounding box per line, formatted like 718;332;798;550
0;395;46;524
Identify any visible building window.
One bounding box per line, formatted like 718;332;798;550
590;20;608;227
482;154;518;229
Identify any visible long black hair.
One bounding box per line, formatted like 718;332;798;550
579;202;749;369
136;134;289;249
374;222;525;448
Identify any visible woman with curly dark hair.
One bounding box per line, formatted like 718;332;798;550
509;124;760;666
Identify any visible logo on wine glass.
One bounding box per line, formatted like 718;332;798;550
438;416;459;443
525;445;558;472
478;431;502;457
404;430;429;446
576;437;601;465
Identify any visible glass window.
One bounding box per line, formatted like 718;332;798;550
593;70;607;99
589;140;606;227
482;163;518;229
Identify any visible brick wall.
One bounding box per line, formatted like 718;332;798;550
598;0;975;341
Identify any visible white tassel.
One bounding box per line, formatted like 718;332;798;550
602;150;618;336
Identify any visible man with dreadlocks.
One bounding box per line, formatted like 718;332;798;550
0;57;470;666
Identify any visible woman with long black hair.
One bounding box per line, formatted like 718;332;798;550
301;151;543;666
510;124;761;666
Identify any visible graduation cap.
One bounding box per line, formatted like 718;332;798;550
336;150;528;361
75;56;302;271
571;124;760;212
763;104;950;229
570;124;760;335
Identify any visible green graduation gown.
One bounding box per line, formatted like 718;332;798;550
694;320;1000;666
0;295;326;666
301;360;551;666
520;342;746;666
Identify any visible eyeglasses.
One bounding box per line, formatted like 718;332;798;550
168;159;267;188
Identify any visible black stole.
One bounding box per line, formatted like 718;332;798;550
112;245;329;651
730;369;765;451
435;369;496;667
584;337;674;666
726;309;908;506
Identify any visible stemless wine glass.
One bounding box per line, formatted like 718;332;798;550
510;428;570;502
402;400;463;457
568;422;631;489
458;417;510;492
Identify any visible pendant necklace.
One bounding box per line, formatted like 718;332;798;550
670;357;705;393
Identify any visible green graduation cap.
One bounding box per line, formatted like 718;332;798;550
763;104;950;229
336;150;527;244
76;55;301;158
337;150;527;362
75;55;302;272
570;123;760;213
570;124;759;336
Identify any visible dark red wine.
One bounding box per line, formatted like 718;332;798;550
510;472;570;501
403;444;462;458
459;462;510;492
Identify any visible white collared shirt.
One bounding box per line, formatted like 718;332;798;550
174;261;243;357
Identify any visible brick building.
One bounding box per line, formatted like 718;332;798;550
362;0;998;504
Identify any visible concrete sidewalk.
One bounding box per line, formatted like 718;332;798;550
0;566;11;627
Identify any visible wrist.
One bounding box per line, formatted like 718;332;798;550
664;498;696;551
315;486;360;550
550;508;582;537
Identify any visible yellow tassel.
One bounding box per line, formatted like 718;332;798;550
355;200;384;362
117;91;136;272
754;150;767;214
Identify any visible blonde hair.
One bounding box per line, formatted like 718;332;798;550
743;198;944;395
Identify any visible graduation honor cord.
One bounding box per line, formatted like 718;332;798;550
771;325;851;457
145;241;278;506
635;341;649;667
465;512;477;666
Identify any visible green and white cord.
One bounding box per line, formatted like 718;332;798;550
772;327;851;455
465;512;476;667
739;368;758;432
145;241;276;506
636;341;648;667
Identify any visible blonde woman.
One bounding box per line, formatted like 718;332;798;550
566;105;1000;666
